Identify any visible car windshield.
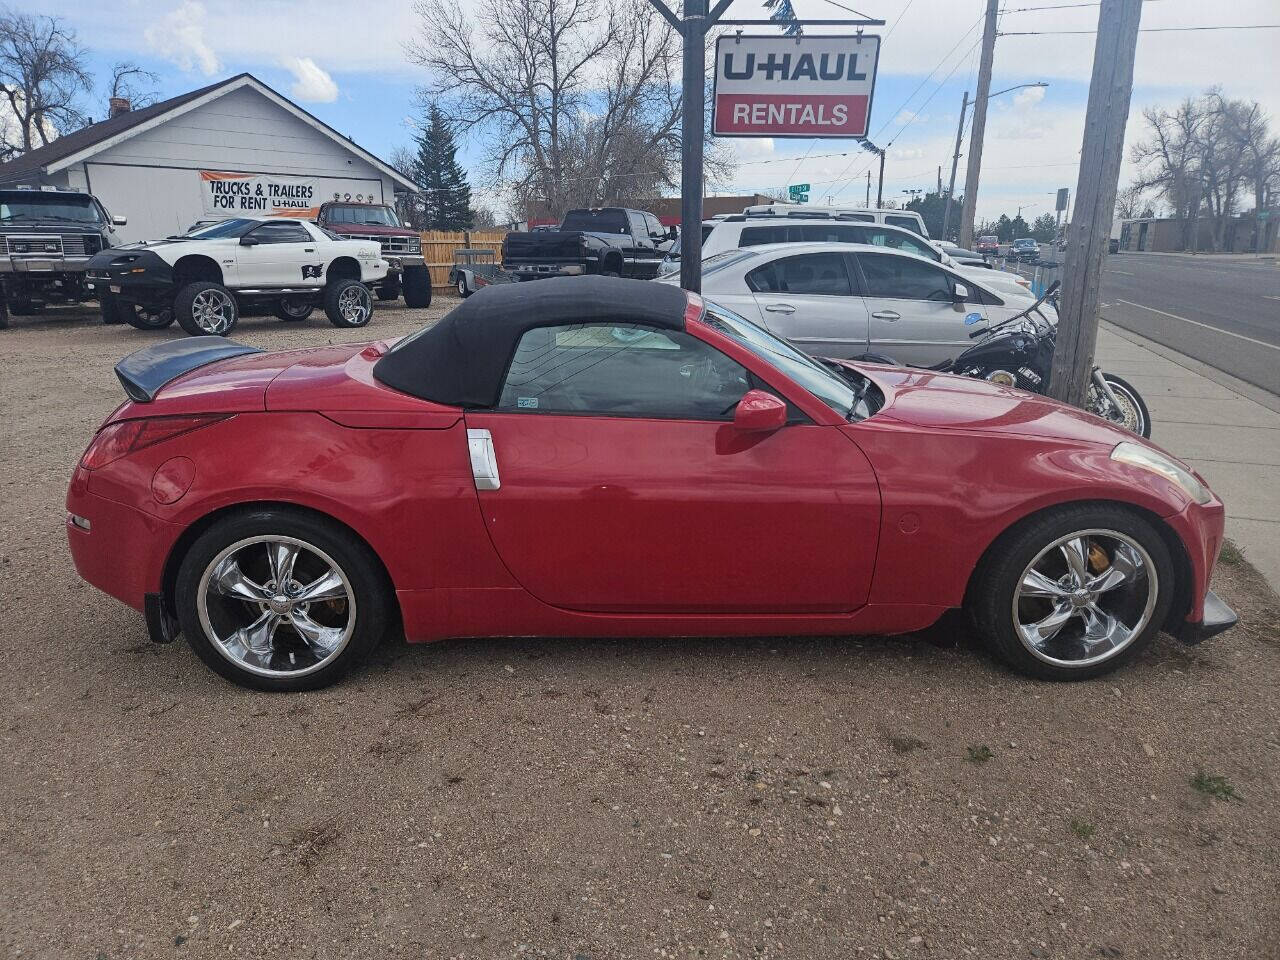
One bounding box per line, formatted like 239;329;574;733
0;193;103;223
324;204;399;226
701;302;871;421
187;218;259;238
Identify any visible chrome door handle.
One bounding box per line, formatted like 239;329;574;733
764;303;796;314
871;310;901;321
467;428;501;491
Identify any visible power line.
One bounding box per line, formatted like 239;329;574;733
1000;24;1280;35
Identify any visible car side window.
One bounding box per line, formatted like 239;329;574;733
739;225;791;247
643;213;664;239
497;323;752;421
745;253;854;296
862;229;940;261
247;221;311;244
628;211;647;239
857;253;954;301
885;215;924;236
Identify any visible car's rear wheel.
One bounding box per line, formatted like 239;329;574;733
274;295;314;322
174;509;390;691
176;281;239;336
968;504;1174;680
324;278;373;327
376;278;401;301
125;304;175;330
401;265;432;308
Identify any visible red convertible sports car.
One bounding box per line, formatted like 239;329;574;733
67;276;1236;691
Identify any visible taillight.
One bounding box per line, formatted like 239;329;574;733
80;415;227;470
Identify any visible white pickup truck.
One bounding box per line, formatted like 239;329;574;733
85;216;388;336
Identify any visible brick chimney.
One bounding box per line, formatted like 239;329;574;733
109;97;132;118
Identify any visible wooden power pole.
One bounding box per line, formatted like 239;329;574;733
958;0;998;249
1048;0;1143;406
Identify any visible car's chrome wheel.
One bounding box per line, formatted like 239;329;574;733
1012;529;1158;668
196;535;356;679
338;284;371;324
192;288;236;334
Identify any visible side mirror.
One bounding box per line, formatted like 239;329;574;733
733;389;787;433
111;215;127;226
239;235;260;246
953;282;970;302
667;225;679;240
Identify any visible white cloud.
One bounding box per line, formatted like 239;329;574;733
894;109;928;126
143;1;220;76
1012;86;1046;109
282;57;339;103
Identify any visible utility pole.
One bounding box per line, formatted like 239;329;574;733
677;0;708;292
942;90;970;243
1048;0;1142;406
958;0;999;248
877;149;885;207
866;170;871;206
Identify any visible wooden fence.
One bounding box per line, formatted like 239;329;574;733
420;230;508;291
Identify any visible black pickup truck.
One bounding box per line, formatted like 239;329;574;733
502;207;676;281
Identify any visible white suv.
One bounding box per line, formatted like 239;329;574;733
698;215;1034;302
740;204;930;237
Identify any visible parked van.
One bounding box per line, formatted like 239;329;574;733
739;203;930;238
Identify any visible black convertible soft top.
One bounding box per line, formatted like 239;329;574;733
373;275;692;408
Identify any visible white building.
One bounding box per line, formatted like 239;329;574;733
0;73;418;242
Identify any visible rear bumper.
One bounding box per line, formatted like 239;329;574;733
1173;589;1238;645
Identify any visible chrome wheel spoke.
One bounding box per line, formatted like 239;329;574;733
1080;604;1126;653
1019;602;1076;648
295;568;346;603
267;541;300;586
289;610;345;655
1020;568;1070;599
223;611;280;665
212;557;269;602
1058;536;1090;586
1087;542;1142;593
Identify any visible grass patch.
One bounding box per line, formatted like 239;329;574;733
1191;770;1241;801
966;744;993;764
1218;540;1245;567
1069;818;1096;840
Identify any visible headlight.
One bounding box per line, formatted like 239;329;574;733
1111;441;1211;504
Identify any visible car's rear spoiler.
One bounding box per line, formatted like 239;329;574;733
115;338;263;403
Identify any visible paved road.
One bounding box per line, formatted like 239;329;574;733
1097;253;1280;395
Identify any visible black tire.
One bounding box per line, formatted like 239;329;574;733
401;265;432;308
174;507;390;692
0;294;8;330
124;304;175;330
7;297;39;315
376;278;401;301
456;274;469;298
99;293;129;325
967;503;1175;681
1100;374;1151;439
324;278;374;327
274;295;314;322
175;281;238;336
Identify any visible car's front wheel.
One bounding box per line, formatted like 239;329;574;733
176;281;239;336
174;509;390;691
274;295;314;322
401;265;432;308
968;504;1175;680
324;278;373;327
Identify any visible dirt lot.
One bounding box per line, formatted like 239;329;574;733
2;302;1279;960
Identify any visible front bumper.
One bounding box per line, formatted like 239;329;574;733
1;255;91;275
1173;589;1238;645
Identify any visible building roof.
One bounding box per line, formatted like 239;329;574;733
0;73;418;193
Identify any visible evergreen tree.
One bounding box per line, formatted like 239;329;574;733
412;103;473;231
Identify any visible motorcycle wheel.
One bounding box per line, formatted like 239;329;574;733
1088;373;1151;439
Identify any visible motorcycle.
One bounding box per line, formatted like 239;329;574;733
857;281;1151;438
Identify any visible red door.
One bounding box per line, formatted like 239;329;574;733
462;411;881;613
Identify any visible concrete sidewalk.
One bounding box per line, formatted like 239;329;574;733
1096;322;1280;587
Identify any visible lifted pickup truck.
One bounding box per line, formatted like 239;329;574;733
502;207;676;281
0;186;127;329
314;201;431;307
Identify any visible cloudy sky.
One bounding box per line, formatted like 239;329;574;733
29;0;1280;222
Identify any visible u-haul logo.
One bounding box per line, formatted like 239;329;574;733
713;35;881;139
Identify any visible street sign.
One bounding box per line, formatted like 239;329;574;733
1056;187;1069;212
712;34;881;138
793;193;809;203
788;183;811;196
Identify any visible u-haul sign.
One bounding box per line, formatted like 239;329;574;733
713;34;881;139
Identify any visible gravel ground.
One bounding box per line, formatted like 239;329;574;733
1;302;1278;960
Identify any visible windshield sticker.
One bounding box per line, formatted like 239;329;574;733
964;312;983;325
517;397;539;409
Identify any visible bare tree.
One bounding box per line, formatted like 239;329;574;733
105;62;160;111
0;9;92;160
1129;98;1207;248
406;0;731;218
1114;182;1147;219
1218;97;1280;252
